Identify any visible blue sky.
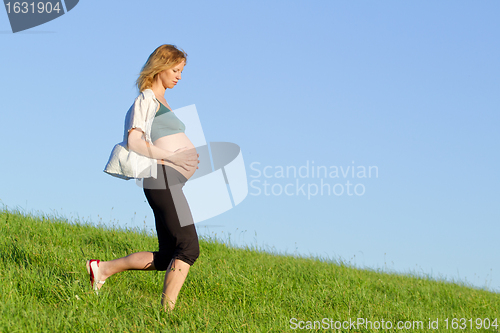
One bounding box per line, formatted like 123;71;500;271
1;1;499;292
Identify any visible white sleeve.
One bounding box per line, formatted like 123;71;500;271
125;90;155;135
105;90;158;180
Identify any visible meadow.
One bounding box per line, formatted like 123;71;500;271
1;208;498;332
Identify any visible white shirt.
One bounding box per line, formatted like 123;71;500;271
103;89;159;180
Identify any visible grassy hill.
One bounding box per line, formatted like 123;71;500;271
0;208;498;332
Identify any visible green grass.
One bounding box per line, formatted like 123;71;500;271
0;208;499;332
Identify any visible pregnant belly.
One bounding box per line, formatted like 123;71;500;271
153;133;198;180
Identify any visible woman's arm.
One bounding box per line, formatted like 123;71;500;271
128;128;172;159
127;128;198;170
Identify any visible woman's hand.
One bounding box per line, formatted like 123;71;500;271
166;147;200;171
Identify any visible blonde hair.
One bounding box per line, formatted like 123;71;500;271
136;44;188;92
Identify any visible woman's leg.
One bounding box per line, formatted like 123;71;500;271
161;259;191;311
144;165;199;310
86;252;155;290
99;252;155;278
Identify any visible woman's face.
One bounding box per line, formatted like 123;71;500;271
159;61;185;89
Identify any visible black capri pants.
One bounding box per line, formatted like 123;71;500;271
143;164;199;270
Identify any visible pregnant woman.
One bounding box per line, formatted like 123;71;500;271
89;44;200;311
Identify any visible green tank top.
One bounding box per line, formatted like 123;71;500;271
150;102;186;142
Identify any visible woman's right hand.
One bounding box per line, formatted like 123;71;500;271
166;147;199;171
